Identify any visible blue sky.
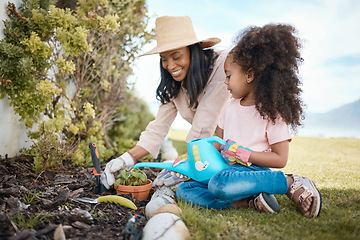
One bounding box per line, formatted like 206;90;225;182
132;0;360;129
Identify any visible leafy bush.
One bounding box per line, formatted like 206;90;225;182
0;0;154;172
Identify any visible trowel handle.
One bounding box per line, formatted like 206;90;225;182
205;136;227;145
89;142;101;176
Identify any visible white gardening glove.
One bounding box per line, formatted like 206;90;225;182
100;152;135;189
153;169;190;187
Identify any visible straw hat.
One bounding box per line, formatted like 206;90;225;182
140;16;221;56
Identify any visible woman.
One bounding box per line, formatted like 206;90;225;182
101;16;230;189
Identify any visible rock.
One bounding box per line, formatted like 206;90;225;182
5;196;30;211
71;221;91;230
54;224;66;240
154;204;182;217
62;225;73;231
70;208;93;224
142;213;190;240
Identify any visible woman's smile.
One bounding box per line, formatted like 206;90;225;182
171;68;183;77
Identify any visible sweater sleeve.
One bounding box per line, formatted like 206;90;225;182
186;50;230;142
136;101;178;158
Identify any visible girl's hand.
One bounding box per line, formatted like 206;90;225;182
220;139;252;166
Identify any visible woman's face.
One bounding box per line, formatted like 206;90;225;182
160;47;191;82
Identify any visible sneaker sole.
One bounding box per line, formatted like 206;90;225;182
305;178;322;217
258;193;280;213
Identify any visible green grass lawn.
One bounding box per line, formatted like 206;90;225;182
168;131;360;239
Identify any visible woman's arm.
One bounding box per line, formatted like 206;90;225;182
136;101;178;158
249;140;289;168
128;145;150;160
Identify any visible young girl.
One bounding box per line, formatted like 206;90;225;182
176;24;322;218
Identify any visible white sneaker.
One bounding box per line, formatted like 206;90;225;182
145;187;175;219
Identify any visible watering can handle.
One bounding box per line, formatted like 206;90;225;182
205;136;227;145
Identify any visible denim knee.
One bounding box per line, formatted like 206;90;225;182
207;165;250;197
208;172;229;198
208;165;287;200
176;181;190;200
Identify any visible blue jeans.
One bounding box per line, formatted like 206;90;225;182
176;164;288;209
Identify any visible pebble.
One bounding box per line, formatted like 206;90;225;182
70;208;93;224
71;221;91;230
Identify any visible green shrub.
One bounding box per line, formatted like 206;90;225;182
0;0;154;172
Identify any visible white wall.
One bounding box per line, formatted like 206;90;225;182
0;0;32;157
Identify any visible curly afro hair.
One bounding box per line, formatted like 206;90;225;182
230;23;305;131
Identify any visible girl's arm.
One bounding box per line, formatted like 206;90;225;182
213;126;224;151
249;140;289;168
215;125;289;168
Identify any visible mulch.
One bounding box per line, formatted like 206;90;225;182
0;155;161;240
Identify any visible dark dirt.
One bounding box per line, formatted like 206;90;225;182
0;155;161;240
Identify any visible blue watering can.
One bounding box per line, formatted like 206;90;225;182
133;136;230;183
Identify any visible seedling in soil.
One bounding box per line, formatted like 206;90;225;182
115;168;148;188
22;190;40;204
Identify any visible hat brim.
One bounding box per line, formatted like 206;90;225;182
139;37;221;57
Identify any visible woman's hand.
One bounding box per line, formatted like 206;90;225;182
153;169;190;187
101;152;135;189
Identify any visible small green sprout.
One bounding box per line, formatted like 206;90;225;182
22;190;40;204
114;168;147;188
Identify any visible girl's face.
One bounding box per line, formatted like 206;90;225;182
160;47;191;82
224;55;254;104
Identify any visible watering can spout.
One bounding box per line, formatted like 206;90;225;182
133;161;190;176
133;136;229;183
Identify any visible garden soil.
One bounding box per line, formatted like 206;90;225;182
0;155;162;240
